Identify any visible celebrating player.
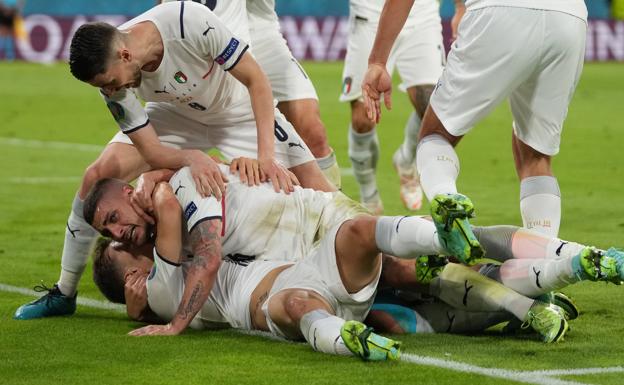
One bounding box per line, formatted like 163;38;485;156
341;0;445;213
14;1;335;321
362;0;587;264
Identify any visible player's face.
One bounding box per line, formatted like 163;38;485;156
107;241;154;276
92;188;152;246
89;53;142;95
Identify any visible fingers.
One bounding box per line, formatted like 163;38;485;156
252;161;261;185
383;88;393;111
238;159;248;185
288;170;300;187
130;200;155;225
229;158;239;173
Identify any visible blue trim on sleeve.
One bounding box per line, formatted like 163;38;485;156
224;45;249;72
123;119;150;134
179;1;185;39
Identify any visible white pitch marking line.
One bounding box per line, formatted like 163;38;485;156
523;367;624;376
8;176;82;184
0;137;103;152
2;282;619;384
0;283;124;312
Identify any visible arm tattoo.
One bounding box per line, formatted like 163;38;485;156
180;282;204;320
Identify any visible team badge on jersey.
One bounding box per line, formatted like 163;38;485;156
184;201;198;220
342;76;352;95
216;38;240;65
106;101;125;122
174;71;188;84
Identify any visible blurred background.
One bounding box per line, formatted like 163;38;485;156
0;0;622;63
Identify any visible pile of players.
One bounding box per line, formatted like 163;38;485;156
14;0;624;362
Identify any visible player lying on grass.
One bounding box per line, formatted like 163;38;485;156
85;161;623;343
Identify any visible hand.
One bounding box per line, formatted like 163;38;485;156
451;4;466;42
124;270;148;321
130;174;157;225
362;63;392;124
189;151;228;200
128;323;182;336
258;156;299;193
230;157;264;186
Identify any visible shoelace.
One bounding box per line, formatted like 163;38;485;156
32;282;60;307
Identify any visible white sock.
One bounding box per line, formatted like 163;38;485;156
520;176;561;237
397;112;421;165
348;125;379;200
375;216;443;258
498;257;584;297
316;150;341;189
57;194;98;296
416;134;459;201
510;228;586;260
299;310;351;356
430;263;534;321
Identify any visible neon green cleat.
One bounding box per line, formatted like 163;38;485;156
340;321;401;361
536;292;579;321
576;247;623;284
415;255;448;285
521;302;568;343
430;193;484;265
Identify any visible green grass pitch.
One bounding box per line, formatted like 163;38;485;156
0;61;623;385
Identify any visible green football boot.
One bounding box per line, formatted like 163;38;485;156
430;193;484;265
415;255;448;285
340;321;401;361
521;302;568;343
575;247;623;284
536;292;579;321
14;284;77;320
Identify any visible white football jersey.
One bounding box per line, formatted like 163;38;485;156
169;165;357;262
247;0;279;30
102;2;250;134
464;0;587;20
349;0;440;29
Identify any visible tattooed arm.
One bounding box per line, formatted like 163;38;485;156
128;183;222;336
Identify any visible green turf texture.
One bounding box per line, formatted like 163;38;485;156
0;61;623;384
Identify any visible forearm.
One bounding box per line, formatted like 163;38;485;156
247;74;276;159
368;0;415;66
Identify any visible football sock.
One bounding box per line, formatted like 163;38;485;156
397;112;421;165
473;226;586;261
57;194;98;296
416;134;459;200
299;310;351;356
375;216;443;258
317;149;342;189
495;257;585;297
348;125;379;201
520;176;561;236
429;263;534;321
414;302;511;334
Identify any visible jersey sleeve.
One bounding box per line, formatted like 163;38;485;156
100;88;150;134
169;167;222;233
146;248;204;330
181;1;249;71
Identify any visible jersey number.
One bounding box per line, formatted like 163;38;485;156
274;121;289;142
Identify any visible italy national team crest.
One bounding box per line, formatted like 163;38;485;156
174;71;188;84
342;76;352;95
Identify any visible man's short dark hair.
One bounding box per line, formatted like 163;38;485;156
92;237;126;304
69;22;120;82
83;178;127;226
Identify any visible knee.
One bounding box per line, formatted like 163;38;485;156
283;290;315;322
350;103;375;133
341;216;377;249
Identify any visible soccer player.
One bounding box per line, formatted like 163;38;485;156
361;0;587;263
13;1;334;320
341;0;446;214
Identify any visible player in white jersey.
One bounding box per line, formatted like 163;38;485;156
14;1;336;321
81;162;454;336
246;0;342;187
361;0;587;264
341;0;445;214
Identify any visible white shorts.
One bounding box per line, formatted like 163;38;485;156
263;223;381;338
430;7;586;156
250;26;318;102
340;14;445;102
109;102;314;168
